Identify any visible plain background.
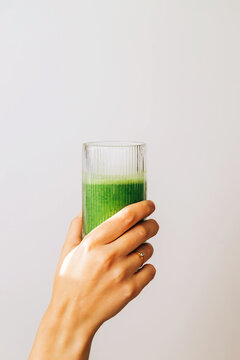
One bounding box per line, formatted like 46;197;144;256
1;1;240;359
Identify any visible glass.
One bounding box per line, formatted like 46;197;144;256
82;141;147;238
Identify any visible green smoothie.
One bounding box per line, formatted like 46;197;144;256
82;176;146;237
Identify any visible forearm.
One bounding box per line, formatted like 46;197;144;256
29;299;96;360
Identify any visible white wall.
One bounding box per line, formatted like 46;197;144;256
1;1;240;359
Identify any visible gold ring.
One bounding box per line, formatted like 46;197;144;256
135;251;145;267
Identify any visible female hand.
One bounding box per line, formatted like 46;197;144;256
29;200;159;360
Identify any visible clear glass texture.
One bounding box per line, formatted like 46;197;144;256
82;141;147;238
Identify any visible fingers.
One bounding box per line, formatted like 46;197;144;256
134;263;156;293
57;212;82;269
126;264;156;301
84;200;156;246
122;242;154;275
109;218;159;256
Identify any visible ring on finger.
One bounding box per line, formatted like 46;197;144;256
134;250;145;267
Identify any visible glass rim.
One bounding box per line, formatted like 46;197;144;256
83;141;146;148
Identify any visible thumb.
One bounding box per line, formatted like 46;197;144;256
57;211;83;270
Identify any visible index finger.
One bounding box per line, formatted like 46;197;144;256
84;200;156;246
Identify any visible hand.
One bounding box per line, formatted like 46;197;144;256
29;200;159;360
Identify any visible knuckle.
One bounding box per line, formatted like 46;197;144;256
90;249;111;271
80;241;89;254
120;207;136;225
102;249;116;269
112;265;124;283
123;283;136;300
80;239;94;253
137;224;148;238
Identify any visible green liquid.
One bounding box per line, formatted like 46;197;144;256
82;178;146;237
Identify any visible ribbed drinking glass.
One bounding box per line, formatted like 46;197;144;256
82;141;147;239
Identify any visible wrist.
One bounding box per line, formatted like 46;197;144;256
29;297;98;360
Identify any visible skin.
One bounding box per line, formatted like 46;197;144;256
29;200;159;360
